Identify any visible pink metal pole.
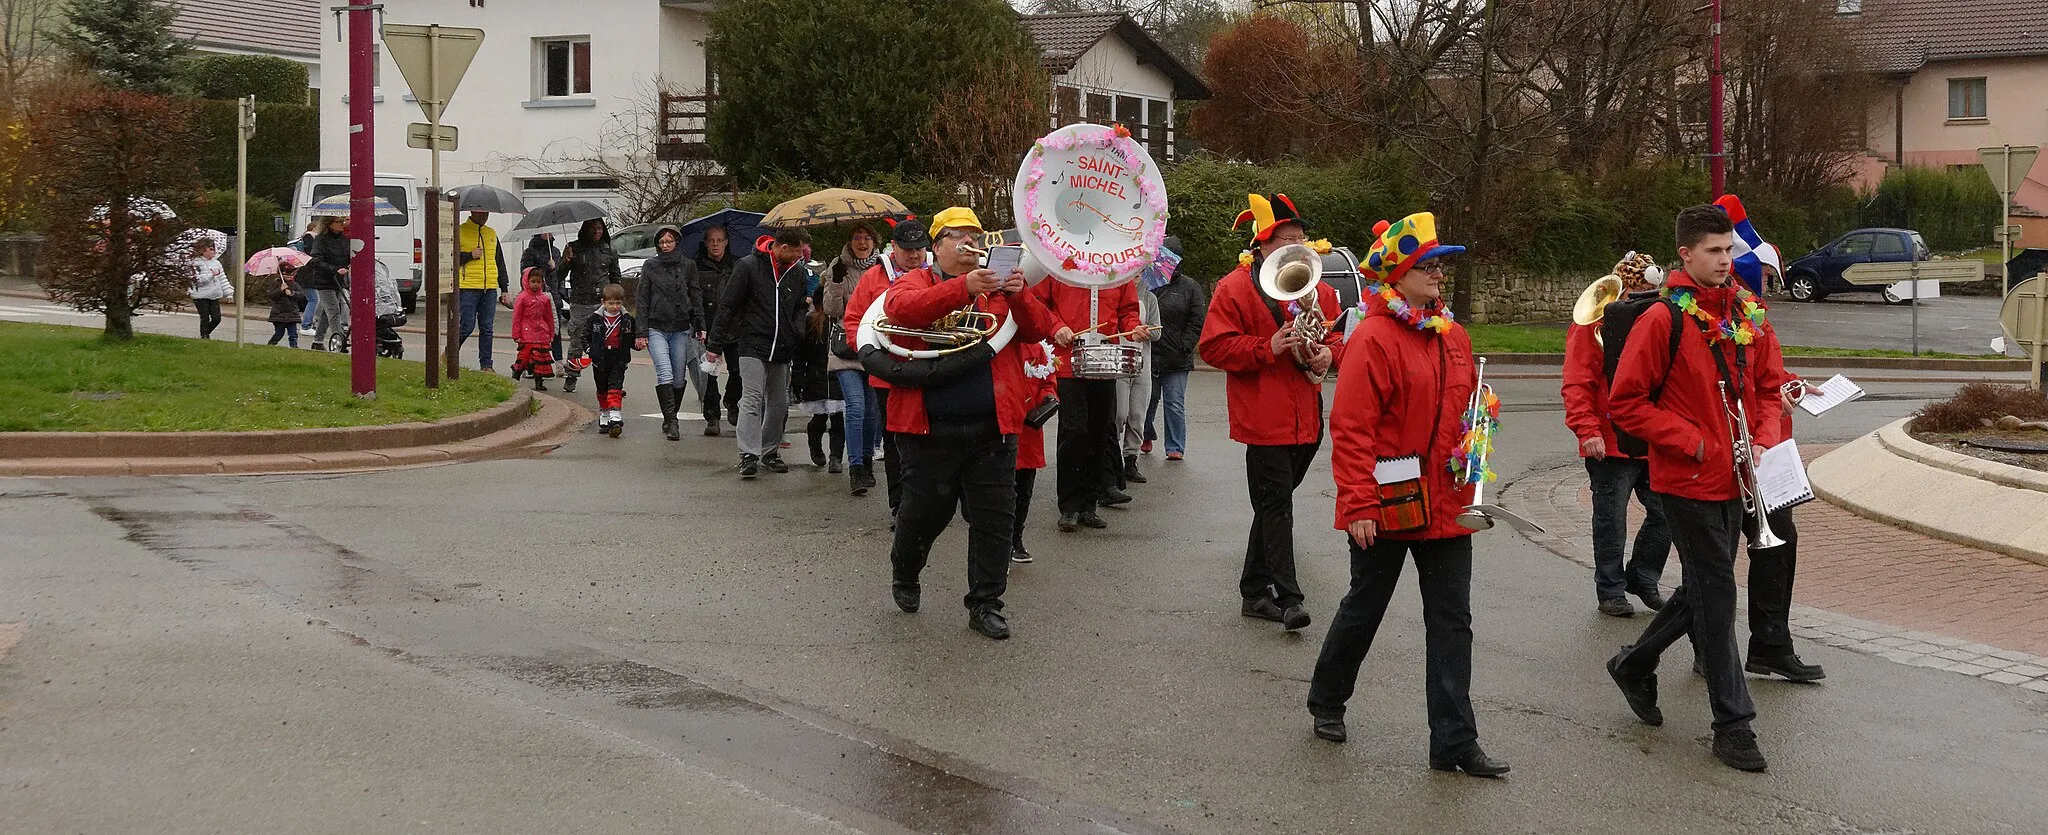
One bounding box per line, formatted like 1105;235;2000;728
1708;0;1726;198
347;4;378;396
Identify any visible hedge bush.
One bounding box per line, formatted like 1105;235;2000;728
1163;152;1429;283
181;55;309;104
180;188;288;252
189;99;319;207
1860;165;2000;252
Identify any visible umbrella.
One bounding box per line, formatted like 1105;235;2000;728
245;246;311;276
311;194;402;217
672;208;772;258
762;188;910;229
172;228;230;257
450;184;527;214
89;197;177;222
512;199;610;232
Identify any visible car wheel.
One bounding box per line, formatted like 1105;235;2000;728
1788;275;1822;302
1881;287;1908;305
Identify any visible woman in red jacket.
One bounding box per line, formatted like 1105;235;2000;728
1012;340;1059;564
1307;212;1509;778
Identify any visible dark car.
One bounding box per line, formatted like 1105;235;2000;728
1784;228;1930;303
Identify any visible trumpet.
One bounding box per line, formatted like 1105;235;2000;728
1451;358;1546;534
1719;380;1787;549
1258;243;1328;384
1571;276;1624;345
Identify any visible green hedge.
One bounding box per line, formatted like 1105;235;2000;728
181;55;309;104
189;99;319;208
1163;152;1429;284
180;189;288;252
1860;165;2001;252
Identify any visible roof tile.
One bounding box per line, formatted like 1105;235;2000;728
168;0;320;61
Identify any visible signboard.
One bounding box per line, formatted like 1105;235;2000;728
2001;277;2043;351
382;24;484;123
1980;145;2041;198
406;122;457;151
1840;260;1985;286
1010;123;1169;290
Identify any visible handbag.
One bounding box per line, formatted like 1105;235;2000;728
1373;455;1429;535
829;318;859;361
1024;394;1060;428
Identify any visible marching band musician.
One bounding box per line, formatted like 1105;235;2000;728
842;220;934;513
1307;213;1508;777
1745;247;1825;684
1035;251;1146;532
880;207;1059;641
1604;205;1787;772
1197;193;1341;632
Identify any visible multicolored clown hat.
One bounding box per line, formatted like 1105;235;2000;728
1360;212;1466;284
1231;193;1309;244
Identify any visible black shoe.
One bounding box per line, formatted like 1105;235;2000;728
1599;597;1636;618
969;606;1010;640
810;446;827;468
1098;488;1133;507
1241;597;1285;623
607;420;623;438
1607;650;1663;726
1077;511;1107;529
1057;512;1079;533
828;456;843;474
892;584;920;613
1630;587;1667;611
1747;653;1826;682
563;375;577;393
850;464;874;495
1313;718;1347;743
1281;604;1311;631
739;454;760;478
762;453;790;473
704;421;720;436
1713;729;1769;772
534;379;548;391
663;417;680;440
1430;748;1512;777
1011;546;1032;564
511;368;523;380
1123;455;1147;484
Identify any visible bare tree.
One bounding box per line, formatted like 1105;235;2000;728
1723;0;1877;196
491;81;725;225
0;0;61;102
921;48;1051;227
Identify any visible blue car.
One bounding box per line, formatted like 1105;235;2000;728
1783;227;1930;303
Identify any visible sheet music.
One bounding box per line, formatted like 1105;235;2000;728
1374;455;1421;485
1755;439;1815;514
1797;374;1865;417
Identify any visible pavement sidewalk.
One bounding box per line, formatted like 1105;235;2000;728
1502;449;2048;693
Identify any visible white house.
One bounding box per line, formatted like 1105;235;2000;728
1022;12;1210;162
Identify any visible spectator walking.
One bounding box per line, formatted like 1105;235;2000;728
522;232;566;368
707;229;811;478
265;265;305;347
823;223;883;492
305;217;351;350
455;211;510;372
1145;236;1204;461
510;268;557;391
633;226;705;440
561;218;622;393
187;237;230;339
694;226;743;433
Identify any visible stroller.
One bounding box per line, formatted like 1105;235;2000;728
322;264;407;357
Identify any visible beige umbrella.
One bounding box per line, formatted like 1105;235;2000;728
761;188;912;229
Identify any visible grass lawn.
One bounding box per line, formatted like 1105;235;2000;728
0;321;515;432
1465;322;1990;359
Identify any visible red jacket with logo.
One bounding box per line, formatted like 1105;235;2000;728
1560;321;1638;459
880;267;1059;436
1608;272;1787;502
1329;295;1479;539
1032;279;1141;379
1197;265;1345;447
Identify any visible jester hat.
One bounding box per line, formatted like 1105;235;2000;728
1232;193;1309;244
1361;212;1466;284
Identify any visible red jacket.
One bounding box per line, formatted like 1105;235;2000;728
880;267;1059;436
1032;279;1141;378
843;262;894;390
510;288;556;345
1197;265;1345;447
1329;296;1479;539
1016;341;1058;470
1608;272;1787;502
1560;321;1637;459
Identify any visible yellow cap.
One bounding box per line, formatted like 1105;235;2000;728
928;206;983;239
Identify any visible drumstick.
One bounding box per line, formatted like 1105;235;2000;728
1104;325;1163;340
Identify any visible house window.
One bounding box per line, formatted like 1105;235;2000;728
1835;0;1861;14
1085;93;1111;124
1055;86;1081;126
537;37;592;98
1948;77;1986;119
522;178;619;191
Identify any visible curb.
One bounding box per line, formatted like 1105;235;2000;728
0;395;532;459
0;395;586;477
1808;419;2048;566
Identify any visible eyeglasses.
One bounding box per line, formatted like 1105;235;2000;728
1269;232;1307;245
1413;261;1446;275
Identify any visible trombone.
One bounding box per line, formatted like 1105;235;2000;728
1719;381;1787;549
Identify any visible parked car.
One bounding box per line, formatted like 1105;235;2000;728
292;171;425;313
1783;228;1931;303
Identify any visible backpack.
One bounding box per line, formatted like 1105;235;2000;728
1599;295;1682;457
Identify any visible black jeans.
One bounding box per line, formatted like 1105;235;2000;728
890;419;1017;611
874;387;903;512
1613;495;1756;733
1308;535;1478;762
1242;441;1319;607
1747;507;1799;658
1055;378;1120;513
1585;457;1671;601
702;365;743;425
194;298;222;338
1013;467;1037;549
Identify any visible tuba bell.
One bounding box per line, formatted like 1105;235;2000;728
1571;276;1624;345
1258;244;1328;384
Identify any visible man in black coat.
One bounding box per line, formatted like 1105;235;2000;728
694;226;743;433
707;228;812;478
1145;236;1206;460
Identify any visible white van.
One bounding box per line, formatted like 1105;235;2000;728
291;171;425;312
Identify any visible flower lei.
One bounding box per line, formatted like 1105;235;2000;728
1449;386;1501;485
1665;287;1767;345
1366;282;1454;333
1023;123;1169;280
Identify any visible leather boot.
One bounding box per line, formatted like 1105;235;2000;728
1123;454;1147;484
655;384;680;440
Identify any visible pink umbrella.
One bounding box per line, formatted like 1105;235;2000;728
245;246;310;276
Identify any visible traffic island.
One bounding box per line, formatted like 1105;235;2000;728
1808;418;2048;567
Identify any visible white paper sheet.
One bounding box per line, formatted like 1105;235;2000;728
1796;374;1865;417
1374;455;1421;485
1755;439;1815;514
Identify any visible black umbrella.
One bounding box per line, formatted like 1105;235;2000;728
450;184;526;214
512;200;609;231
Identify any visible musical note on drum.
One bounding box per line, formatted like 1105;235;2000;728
1066;200;1145;235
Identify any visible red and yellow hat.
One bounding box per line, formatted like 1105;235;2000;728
1231;193;1308;244
1361;212;1465;285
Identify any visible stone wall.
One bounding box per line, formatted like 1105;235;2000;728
1465;267;1589;324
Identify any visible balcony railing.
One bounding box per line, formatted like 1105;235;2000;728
656;92;716;162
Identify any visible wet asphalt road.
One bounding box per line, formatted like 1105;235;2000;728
6;361;2048;833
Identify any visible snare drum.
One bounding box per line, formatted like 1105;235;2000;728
1073;342;1142;379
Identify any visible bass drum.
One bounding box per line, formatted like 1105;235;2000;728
1010;123;1168;291
856;289;1016;360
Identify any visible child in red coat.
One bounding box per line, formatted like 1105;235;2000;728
510;268;557;390
1012;340;1059;563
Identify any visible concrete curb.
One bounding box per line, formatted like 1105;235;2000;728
1808;418;2048;567
0;395;532;459
0;395;586;477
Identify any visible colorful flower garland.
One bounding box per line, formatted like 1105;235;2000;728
1023;123;1169;280
1449;386;1501;485
1665;287;1767;345
1365;282;1455;333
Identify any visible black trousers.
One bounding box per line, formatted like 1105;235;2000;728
874;387;904;512
1055;378;1120;513
1307;535;1478;762
703;365;743;424
1242;441;1319;607
890;419;1017;611
1613;495;1756;733
1013;467;1037;548
1747;507;1800;658
194;298;222;338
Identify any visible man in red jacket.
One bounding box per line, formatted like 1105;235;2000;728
1562;253;1672;617
1034;261;1144;531
1604;205;1786;773
843;221;933;514
1198;193;1341;631
881;207;1057;640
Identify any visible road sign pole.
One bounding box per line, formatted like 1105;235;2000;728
234;95;252;346
1910;246;1920;356
346;4;379;398
425;186;440;389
